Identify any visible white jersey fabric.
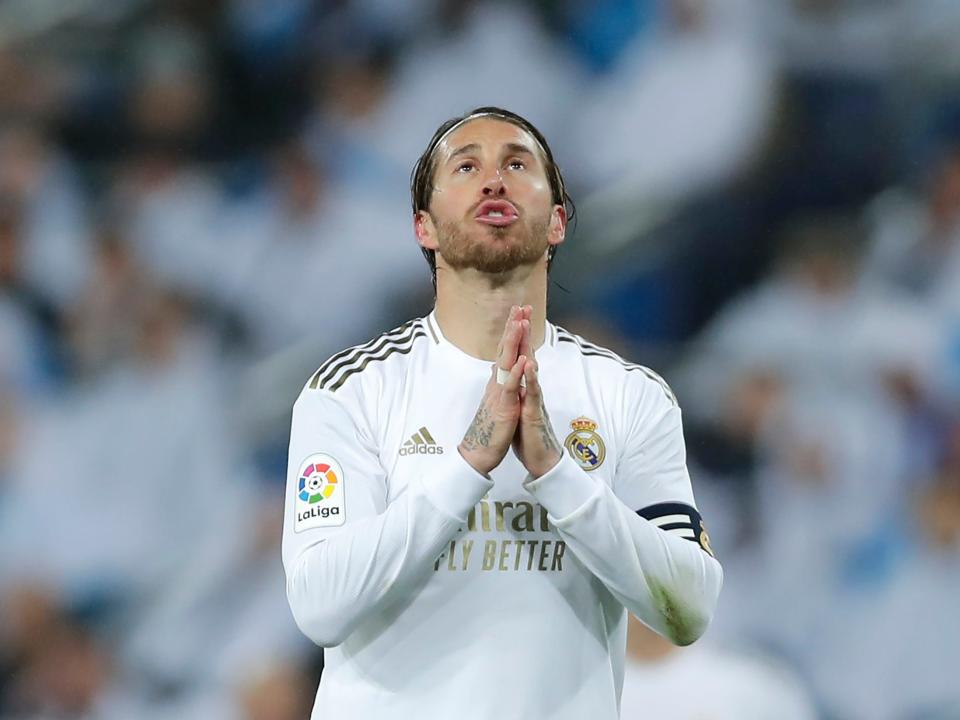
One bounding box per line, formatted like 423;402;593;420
282;313;723;720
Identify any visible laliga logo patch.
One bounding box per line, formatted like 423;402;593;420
564;416;606;471
294;453;346;532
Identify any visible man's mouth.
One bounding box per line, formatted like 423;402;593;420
475;200;519;227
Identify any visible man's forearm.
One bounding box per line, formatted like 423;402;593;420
524;454;723;645
286;458;492;647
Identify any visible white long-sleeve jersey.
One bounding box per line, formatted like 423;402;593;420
282;312;723;720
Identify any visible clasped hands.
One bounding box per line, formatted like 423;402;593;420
458;305;563;479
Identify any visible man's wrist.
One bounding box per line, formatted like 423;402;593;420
523;453;598;520
525;449;563;480
458;444;494;478
421;449;494;521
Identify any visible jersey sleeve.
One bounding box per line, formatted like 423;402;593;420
282;384;492;647
614;379;715;558
524;372;722;645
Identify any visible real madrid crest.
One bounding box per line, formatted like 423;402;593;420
564;416;606;471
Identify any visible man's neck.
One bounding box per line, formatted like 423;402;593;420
434;262;548;361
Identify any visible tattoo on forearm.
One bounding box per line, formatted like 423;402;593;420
462;406;495;450
538;401;561;454
538;423;559;452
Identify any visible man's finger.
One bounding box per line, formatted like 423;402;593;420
518;318;532;361
520;306;536;362
500;355;527;395
496;306;518;358
523;358;541;399
498;307;520;357
498;320;522;371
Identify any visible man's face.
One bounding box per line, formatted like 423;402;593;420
416;117;565;276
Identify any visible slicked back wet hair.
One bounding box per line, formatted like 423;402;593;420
410;106;574;288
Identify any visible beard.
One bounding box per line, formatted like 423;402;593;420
435;214;551;275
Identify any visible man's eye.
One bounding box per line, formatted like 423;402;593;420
457;162;476;172
508;160;526;170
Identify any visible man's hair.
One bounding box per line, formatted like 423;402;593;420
410;106;574;287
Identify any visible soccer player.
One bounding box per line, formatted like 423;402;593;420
282;107;723;719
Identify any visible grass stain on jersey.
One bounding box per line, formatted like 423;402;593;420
646;578;703;647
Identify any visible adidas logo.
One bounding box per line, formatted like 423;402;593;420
399;426;444;456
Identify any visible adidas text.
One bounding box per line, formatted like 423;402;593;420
399;445;444;456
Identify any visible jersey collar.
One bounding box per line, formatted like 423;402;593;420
425;310;557;366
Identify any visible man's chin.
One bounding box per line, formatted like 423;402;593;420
464;257;533;275
436;218;550;275
445;244;546;275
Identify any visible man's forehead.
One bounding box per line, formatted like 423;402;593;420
436;117;540;160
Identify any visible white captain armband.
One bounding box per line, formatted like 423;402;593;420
637;502;716;558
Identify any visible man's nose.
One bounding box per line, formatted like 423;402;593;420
482;167;506;195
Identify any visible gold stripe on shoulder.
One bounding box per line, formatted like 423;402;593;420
555;328;677;406
309;320;418;390
426;314;440;344
323;330;427;392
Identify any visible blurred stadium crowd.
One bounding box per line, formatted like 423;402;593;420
1;0;959;718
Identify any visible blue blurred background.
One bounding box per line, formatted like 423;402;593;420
1;1;959;718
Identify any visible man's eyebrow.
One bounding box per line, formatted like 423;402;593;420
445;143;480;163
444;141;538;164
504;142;536;157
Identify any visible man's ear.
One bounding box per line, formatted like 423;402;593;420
547;204;567;249
415;210;439;251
